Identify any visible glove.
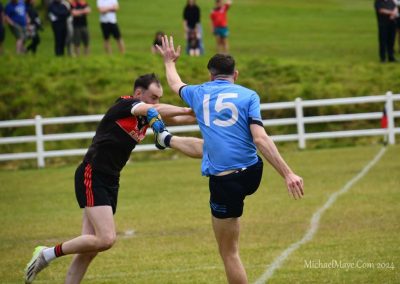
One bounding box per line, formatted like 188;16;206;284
147;108;166;133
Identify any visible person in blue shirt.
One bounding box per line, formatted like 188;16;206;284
155;35;304;284
4;0;27;54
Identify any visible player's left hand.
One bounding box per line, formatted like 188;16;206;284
285;173;304;200
147;108;166;133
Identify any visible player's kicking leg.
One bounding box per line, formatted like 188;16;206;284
24;206;116;283
155;130;203;158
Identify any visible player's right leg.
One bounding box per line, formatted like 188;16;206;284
212;217;247;284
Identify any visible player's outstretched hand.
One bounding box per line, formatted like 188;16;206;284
147;108;166;133
156;35;181;64
285;173;304;200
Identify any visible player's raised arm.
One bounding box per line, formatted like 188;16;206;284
250;124;304;200
156;35;187;95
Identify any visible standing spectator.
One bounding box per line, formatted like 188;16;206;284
70;0;90;56
48;0;70;56
396;0;400;53
183;0;203;54
97;0;125;54
374;0;398;62
0;2;5;54
65;0;73;56
25;0;42;54
4;0;27;54
210;0;232;54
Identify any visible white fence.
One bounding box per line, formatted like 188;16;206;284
1;92;399;168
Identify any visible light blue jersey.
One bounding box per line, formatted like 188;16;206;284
180;80;262;176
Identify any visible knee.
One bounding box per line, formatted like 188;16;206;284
97;234;116;251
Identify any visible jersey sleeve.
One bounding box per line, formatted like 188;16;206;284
248;93;263;126
179;85;197;108
106;98;142;120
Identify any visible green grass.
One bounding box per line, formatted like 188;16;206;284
0;145;399;283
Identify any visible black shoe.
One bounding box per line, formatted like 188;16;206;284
388;58;397;63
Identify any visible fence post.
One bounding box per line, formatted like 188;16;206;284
35;115;45;168
386;91;395;145
295;97;306;149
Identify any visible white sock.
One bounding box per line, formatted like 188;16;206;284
43;247;56;263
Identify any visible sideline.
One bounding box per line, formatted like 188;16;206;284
253;147;387;284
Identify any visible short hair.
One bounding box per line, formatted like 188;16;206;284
207;54;235;76
133;73;160;91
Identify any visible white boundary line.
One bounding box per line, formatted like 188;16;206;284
254;147;387;284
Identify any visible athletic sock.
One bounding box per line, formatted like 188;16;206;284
164;133;172;147
157;131;172;148
43;243;64;263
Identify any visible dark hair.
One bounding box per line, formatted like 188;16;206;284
207;54;235;76
134;73;160;91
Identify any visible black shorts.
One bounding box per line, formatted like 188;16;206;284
209;156;263;219
100;23;121;40
75;162;120;214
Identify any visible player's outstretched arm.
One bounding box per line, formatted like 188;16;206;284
250;124;304;200
156;35;186;95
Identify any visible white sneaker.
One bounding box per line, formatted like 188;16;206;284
24;246;49;284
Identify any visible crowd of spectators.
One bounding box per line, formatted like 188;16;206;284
0;0;125;56
4;0;399;62
0;0;234;57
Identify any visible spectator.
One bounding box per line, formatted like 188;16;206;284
65;0;73;56
25;0;42;54
48;0;70;56
4;0;27;54
97;0;125;54
396;0;400;53
70;0;90;56
210;0;231;54
183;0;203;54
151;30;164;54
187;28;200;56
0;2;5;54
374;0;398;62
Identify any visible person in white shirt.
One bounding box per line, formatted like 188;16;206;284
97;0;125;54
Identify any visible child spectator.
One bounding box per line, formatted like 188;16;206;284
151;31;164;54
210;0;232;54
25;0;42;54
71;0;91;56
5;0;27;54
187;28;200;56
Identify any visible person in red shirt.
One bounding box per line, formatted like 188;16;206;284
210;0;231;53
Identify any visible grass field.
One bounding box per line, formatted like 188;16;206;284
0;145;399;283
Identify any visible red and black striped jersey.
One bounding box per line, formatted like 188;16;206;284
83;96;149;176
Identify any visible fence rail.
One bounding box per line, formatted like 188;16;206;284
1;92;399;168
